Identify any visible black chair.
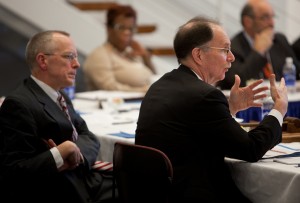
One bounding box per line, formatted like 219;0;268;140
113;142;173;203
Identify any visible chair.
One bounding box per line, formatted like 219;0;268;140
113;142;173;203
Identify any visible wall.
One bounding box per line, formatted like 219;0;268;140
0;0;300;94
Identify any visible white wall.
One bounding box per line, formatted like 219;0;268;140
0;0;105;55
1;0;300;74
286;0;300;43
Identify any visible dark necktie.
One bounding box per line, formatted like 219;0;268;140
57;92;78;141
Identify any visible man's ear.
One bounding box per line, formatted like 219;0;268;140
192;47;203;64
243;16;253;29
36;53;47;71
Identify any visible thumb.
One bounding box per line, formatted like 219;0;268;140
231;75;241;90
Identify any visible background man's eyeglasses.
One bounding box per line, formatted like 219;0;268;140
44;53;78;62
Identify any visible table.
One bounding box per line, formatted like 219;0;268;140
73;91;300;203
73;97;138;161
226;158;300;203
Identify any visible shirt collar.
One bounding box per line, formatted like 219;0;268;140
243;31;254;47
190;69;203;80
31;75;59;103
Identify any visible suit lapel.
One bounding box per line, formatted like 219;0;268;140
25;78;74;139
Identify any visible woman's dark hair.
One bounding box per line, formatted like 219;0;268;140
173;16;219;63
106;5;137;27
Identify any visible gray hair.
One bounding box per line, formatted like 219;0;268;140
25;30;70;69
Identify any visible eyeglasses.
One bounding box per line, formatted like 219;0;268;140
200;46;231;55
44;52;78;62
254;14;275;22
113;24;137;33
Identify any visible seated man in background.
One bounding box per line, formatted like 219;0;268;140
135;16;287;202
217;0;300;89
292;36;300;61
0;30;116;203
83;5;156;92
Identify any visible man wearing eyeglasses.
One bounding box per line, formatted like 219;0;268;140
217;0;300;90
135;16;288;202
0;30;116;203
83;5;155;92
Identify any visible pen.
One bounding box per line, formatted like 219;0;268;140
112;120;134;125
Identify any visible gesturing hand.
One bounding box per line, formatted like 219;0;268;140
269;74;288;116
229;75;269;115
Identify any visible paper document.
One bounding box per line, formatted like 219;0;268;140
274;156;300;165
263;142;300;165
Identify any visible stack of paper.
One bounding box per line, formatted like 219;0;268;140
263;142;300;165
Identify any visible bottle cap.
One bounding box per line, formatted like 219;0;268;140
286;57;293;64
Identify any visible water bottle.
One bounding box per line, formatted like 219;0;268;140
261;96;274;120
64;85;75;100
283;57;296;93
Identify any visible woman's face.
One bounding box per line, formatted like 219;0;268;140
108;15;137;52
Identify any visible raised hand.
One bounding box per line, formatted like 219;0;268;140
269;74;288;116
229;74;269;115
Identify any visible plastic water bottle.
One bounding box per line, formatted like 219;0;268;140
283;57;296;93
261;96;274;120
64;85;75;100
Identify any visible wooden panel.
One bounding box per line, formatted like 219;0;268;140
68;1;118;11
137;25;156;33
148;47;175;56
282;132;300;143
68;1;157;34
240;117;300;143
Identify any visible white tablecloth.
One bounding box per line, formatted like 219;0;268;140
226;158;300;203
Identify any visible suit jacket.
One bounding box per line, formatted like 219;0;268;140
218;32;300;89
0;77;103;203
135;65;282;202
292;37;300;61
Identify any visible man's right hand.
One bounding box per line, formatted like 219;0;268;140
253;27;274;55
269;74;288;116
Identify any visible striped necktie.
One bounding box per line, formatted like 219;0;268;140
57;92;78;141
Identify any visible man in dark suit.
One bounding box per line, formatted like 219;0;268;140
0;30;115;203
292;37;300;61
217;0;300;89
135;16;288;202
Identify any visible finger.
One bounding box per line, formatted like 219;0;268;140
47;139;57;148
279;77;286;88
253;86;269;95
248;79;264;89
269;74;276;87
251;102;264;107
253;93;267;101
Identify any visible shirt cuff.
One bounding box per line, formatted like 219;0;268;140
50;147;64;168
268;109;283;126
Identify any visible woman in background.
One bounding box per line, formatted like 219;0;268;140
83;5;155;92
